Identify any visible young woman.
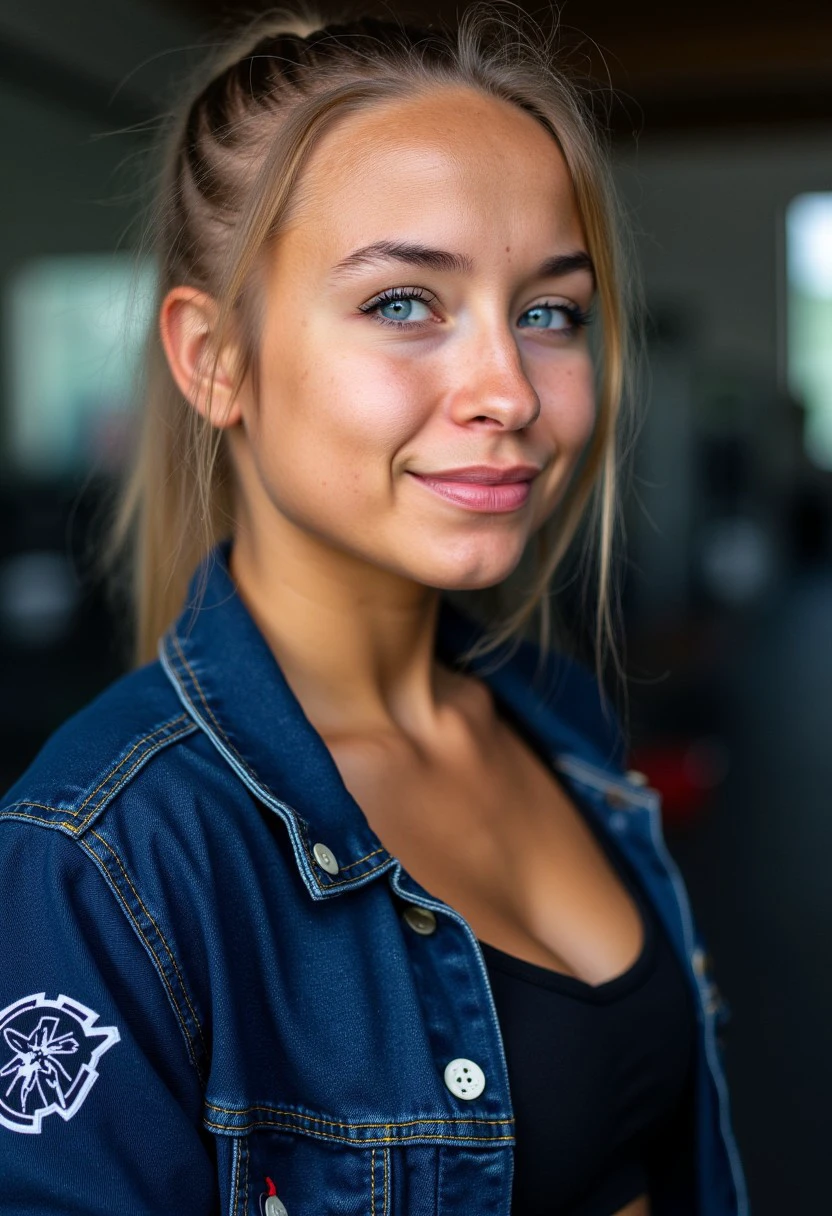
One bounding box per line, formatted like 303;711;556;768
0;12;746;1215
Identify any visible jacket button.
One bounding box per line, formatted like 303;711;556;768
444;1058;486;1100
625;769;649;787
403;905;437;936
312;842;339;875
691;946;712;976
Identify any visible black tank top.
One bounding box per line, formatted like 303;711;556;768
479;822;695;1215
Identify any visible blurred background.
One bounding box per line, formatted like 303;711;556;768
1;0;830;1208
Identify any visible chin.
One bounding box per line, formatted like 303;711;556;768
413;542;527;593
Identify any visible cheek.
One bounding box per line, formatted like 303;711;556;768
315;350;437;458
342;358;432;452
539;355;597;450
249;341;433;507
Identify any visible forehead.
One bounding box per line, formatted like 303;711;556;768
284;86;584;265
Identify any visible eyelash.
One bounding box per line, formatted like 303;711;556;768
358;286;437;329
358;287;593;334
536;302;593;333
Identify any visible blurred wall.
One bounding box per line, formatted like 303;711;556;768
0;0;197;780
614;127;832;1214
0;0;195;418
615;129;832;629
618;129;831;377
0;1;193;248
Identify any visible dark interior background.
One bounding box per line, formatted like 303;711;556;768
1;1;830;1209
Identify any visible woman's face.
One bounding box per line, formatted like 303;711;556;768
232;86;597;592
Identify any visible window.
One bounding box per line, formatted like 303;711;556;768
3;255;155;478
786;193;832;470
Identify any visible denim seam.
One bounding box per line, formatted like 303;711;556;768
337;846;386;871
371;1147;376;1216
231;1136;242;1216
1;717;208;1075
204;1101;512;1129
72;832;205;1079
0;809;204;1077
434;1143;440;1216
75;723;195;830
86;827;207;1062
203;1116;514;1144
0;808;82;833
73;716;189;818
383;1145;389;1216
9;718;195;829
438;1138;445;1215
168;633;390;889
313;855;392;886
169;635;328;888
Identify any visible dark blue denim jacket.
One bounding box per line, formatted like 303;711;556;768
0;546;747;1215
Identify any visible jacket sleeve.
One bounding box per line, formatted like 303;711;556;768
0;819;218;1214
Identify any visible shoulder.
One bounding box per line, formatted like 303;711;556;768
0;663;216;1078
0;661;267;1083
0;658;272;901
0;660;199;838
0;658;265;976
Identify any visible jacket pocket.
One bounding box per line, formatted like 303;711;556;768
233;1129;390;1216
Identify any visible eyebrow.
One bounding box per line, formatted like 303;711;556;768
332;241;473;278
537;251;596;284
330;241;595;284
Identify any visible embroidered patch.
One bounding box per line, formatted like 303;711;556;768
0;993;119;1133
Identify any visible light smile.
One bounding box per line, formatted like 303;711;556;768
407;465;540;513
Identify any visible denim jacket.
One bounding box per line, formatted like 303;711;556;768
0;546;747;1215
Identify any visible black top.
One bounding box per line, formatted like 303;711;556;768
480;823;696;1216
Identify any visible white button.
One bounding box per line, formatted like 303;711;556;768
444;1058;486;1100
691;947;711;976
626;769;649;787
403;905;437;935
312;842;339;875
265;1197;288;1216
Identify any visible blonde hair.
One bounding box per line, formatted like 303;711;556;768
112;7;637;673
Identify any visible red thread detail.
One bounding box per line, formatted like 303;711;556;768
265;1177;277;1197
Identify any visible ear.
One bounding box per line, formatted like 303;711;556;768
159;287;244;429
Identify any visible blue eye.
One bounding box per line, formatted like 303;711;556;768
359;288;436;328
378;297;430;322
518;303;589;333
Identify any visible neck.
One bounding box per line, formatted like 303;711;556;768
229;520;451;742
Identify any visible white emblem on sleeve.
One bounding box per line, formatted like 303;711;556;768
0;993;119;1133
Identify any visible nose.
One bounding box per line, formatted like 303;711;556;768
447;327;541;431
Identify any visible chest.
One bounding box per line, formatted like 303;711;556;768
326;716;646;983
192;749;701;1216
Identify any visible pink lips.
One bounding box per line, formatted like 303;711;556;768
408;465;540;513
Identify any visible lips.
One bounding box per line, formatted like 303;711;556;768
420;464;541;484
408;464;541;513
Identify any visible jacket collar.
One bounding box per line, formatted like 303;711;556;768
160;543;624;900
